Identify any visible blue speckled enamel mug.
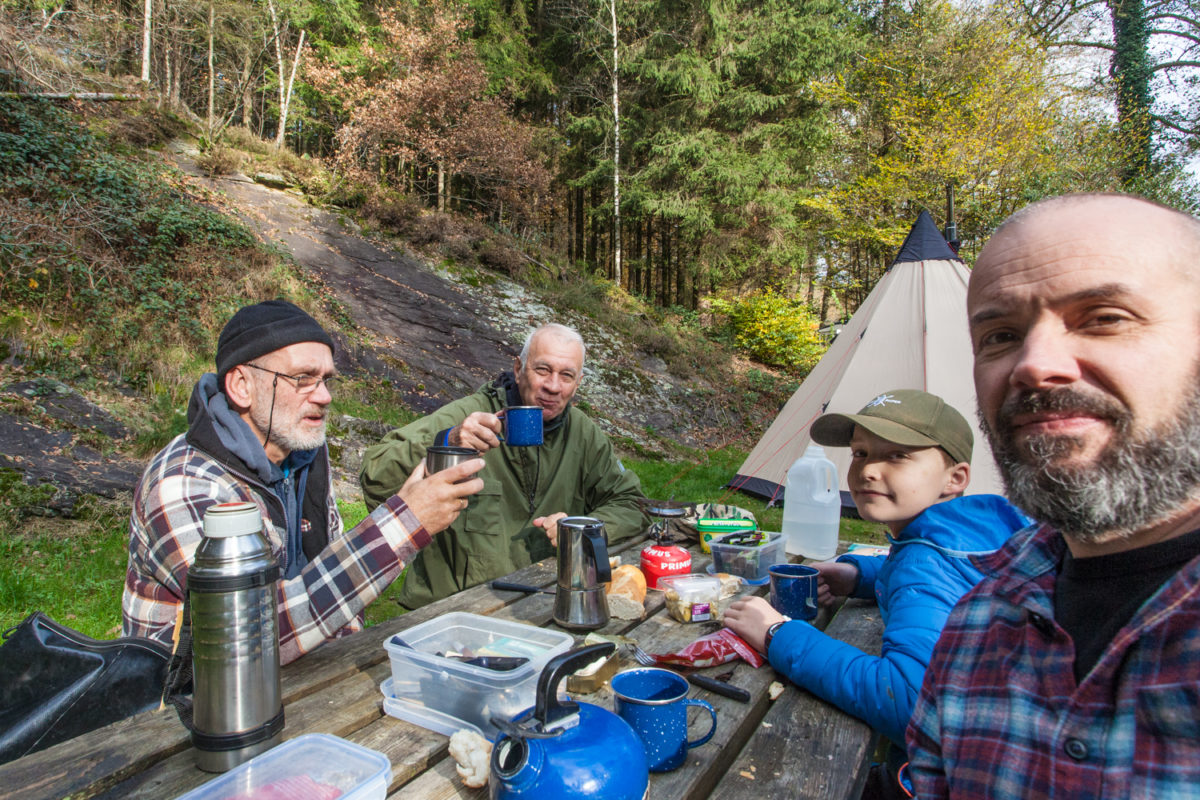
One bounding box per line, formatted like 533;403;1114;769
499;405;544;446
611;667;717;772
768;563;819;621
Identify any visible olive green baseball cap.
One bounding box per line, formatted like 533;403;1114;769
810;389;973;465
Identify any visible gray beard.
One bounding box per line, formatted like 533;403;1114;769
249;395;327;456
982;384;1200;543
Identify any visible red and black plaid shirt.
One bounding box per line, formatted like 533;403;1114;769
122;433;429;664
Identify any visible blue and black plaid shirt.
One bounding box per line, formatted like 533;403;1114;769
908;522;1200;798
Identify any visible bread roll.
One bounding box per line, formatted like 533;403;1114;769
605;564;647;603
713;572;742;599
605;564;647;620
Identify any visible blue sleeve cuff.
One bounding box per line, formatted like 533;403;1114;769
837;554;883;600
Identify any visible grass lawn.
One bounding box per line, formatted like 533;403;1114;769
0;448;888;639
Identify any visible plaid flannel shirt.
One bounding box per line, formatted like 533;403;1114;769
907;522;1200;799
123;433;429;664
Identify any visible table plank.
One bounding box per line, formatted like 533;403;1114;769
708;598;884;800
389;753;487;799
90;665;390;800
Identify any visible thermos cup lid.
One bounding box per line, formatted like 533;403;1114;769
203;502;263;538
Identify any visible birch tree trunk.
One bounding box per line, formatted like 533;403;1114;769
266;0;304;150
277;29;304;149
141;0;152;83
206;2;215;134
609;0;622;287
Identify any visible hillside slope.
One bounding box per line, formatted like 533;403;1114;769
168;140;749;452
0;132;766;515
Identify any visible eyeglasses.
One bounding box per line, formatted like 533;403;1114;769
244;363;340;394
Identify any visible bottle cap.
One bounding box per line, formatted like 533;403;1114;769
203;502;263;538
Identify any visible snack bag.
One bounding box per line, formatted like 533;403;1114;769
647;629;765;669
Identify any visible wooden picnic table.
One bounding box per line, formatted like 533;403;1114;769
0;533;882;800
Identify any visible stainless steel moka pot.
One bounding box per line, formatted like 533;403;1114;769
552;516;612;631
188;502;284;772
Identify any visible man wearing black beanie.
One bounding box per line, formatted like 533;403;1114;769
122;300;484;664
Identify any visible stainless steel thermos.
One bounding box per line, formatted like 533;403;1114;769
189;501;284;772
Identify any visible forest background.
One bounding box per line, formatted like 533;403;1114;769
8;0;1200;320
1;0;1199;637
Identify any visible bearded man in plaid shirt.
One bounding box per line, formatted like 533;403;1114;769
907;194;1200;798
122;300;484;664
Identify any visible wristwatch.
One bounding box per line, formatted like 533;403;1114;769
763;619;789;654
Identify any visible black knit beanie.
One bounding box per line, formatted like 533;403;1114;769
215;300;335;390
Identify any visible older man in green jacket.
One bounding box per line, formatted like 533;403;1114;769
360;323;647;609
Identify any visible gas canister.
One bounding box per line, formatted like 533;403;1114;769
640;542;692;589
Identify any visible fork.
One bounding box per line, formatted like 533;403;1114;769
624;644;751;702
627;643;657;666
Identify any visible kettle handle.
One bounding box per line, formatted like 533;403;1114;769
583;529;612;584
534;643;616;730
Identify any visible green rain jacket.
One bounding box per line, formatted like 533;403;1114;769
359;375;647;609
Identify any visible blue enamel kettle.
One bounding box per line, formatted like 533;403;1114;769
489;644;649;800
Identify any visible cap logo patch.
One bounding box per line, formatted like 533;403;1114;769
865;393;901;408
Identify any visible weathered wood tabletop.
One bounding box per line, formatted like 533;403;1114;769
0;535;883;800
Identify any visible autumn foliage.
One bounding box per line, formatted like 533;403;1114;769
309;2;550;227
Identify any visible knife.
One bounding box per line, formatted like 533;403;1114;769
491;580;556;595
686;672;752;703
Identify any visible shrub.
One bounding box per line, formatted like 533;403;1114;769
475;237;524;275
709;289;826;373
363;190;422;234
407;212;456;245
441;234;476;264
196;146;240;177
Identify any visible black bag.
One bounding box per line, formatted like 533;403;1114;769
0;612;172;766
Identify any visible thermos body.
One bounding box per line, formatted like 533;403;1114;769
189;502;284;772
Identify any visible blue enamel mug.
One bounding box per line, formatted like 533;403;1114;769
499;405;544;446
768;563;819;621
611;667;717;772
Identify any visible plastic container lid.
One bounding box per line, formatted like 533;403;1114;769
174;733;391;800
656;573;721;599
696;518;756;533
380;678;486;739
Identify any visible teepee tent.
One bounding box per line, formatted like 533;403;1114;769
730;210;1003;509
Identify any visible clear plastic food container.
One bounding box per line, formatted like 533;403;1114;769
174;733;390;800
709;531;786;585
381;612;573;739
657;574;723;623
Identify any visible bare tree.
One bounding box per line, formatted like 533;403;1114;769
266;0;305;150
142;0;152;83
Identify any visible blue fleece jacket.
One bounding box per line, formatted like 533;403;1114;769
767;494;1031;748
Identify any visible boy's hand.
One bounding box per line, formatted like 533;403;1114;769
813;560;859;606
724;596;787;655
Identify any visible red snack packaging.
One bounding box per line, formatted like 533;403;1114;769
647;628;765;669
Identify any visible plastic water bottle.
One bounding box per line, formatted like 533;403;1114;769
782;444;841;559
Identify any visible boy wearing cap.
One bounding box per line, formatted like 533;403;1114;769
725;389;1029;799
122;300;483;664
